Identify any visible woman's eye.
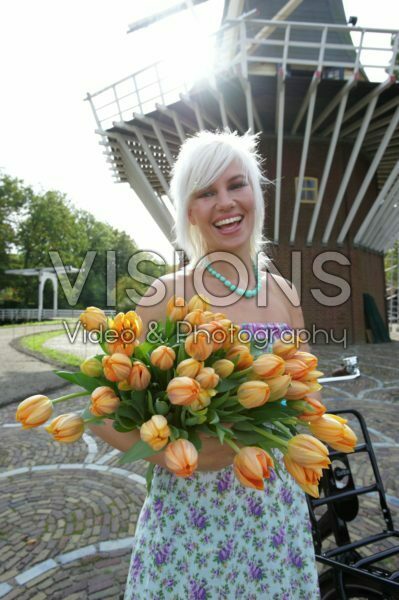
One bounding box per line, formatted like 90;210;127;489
231;181;247;190
199;190;214;198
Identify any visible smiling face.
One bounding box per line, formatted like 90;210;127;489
187;160;256;256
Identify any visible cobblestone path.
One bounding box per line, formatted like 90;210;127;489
0;326;398;599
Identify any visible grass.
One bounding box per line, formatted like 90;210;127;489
19;329;82;368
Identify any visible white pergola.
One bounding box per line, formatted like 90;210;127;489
86;9;399;253
5;266;80;321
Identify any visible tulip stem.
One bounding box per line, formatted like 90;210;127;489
224;437;241;453
252;426;289;449
53;391;91;404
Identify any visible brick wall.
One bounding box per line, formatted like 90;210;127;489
259;137;387;344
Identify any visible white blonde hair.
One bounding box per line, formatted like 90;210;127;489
170;130;271;268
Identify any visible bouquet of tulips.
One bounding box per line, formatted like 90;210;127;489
15;294;357;497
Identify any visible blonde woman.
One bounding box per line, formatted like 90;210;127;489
90;131;321;598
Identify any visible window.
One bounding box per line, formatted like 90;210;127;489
295;177;318;204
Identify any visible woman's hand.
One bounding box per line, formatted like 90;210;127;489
196;424;238;471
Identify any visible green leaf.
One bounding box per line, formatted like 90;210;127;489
145;463;155;494
215;424;226;445
216;379;240;393
176;342;189;364
118;440;158;464
54;370;108;393
115;415;136;430
116;403;139;420
210;391;231;408
186;428;202;452
185;415;207;426
208;409;220;425
231;421;255;431
164;316;175;338
134;344;151;365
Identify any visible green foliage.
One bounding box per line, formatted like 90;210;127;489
0;171;172;310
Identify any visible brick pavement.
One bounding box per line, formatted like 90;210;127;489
0;323;398;599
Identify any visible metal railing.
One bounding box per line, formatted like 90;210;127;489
86;18;399;132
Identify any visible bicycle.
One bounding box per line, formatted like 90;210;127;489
306;408;399;599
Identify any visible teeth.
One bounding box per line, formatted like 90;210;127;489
214;216;242;227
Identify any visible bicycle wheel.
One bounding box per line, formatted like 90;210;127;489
319;569;392;599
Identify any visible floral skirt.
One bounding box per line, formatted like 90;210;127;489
124;452;321;600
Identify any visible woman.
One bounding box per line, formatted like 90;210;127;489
90;130;321;598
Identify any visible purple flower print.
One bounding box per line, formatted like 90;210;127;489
154;498;163;519
280;486;294;505
282;593;290;600
269;468;277;482
217;538;234;563
129;553;143;580
288;547;304;569
189;506;209;530
246;496;264;517
248;560;265;581
153;541;172;566
140;506;151;524
272;526;285;548
217;469;234;493
189;577;209;600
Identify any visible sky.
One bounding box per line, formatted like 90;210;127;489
0;0;397;267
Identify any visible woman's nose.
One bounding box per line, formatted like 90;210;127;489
217;188;235;208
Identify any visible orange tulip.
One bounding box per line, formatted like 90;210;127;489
184;330;214;361
166;296;188;321
126;361;151;391
272;335;300;359
297;396;327;422
195;367;219;389
45;413;85;443
284;379;310;400
190;388;216;411
176;358;203;378
286;434;331;469
233;447;274;490
237;381;270;408
252;353;285;379
198;321;227;351
90;386;120;416
102;353;132;382
298;369;324;382
187;294;210;312
106;310;142;355
221;324;242;351
291;351;318;370
184;309;206;327
80;356;103;378
283;455;323;498
266;374;292;402
140;415;171;450
212;359;235;378
309;414;357;453
79;306;107;332
284;358;310;380
226;344;254;370
16;394;53;429
166;376;201;406
150;345;176;370
164;439;198;477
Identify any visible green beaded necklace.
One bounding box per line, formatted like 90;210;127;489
205;261;261;298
